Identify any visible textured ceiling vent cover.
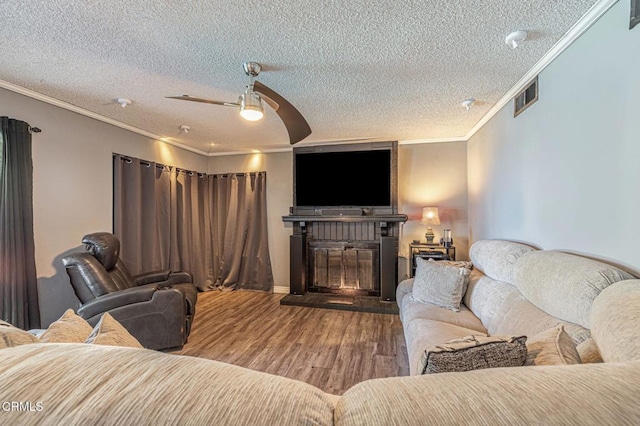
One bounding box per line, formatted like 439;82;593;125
631;0;640;29
514;77;539;117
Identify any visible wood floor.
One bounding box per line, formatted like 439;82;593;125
172;290;409;395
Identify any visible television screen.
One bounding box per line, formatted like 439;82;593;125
295;149;391;207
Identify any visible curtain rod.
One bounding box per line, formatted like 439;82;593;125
28;126;41;133
114;153;264;178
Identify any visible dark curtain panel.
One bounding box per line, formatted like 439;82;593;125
170;170;214;289
210;173;273;291
114;156;272;293
113;155;171;274
0;117;40;329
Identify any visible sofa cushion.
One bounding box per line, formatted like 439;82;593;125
420;335;527;374
412;258;470;312
336;362;640;425
525;325;581;366
401;296;486;333
492;297;591;346
591;280;640;363
0;343;336;425
463;271;523;333
577;338;603;364
513;251;634;329
403;319;487;376
0;320;39;349
39;309;94;343
85;313;143;348
469;240;536;283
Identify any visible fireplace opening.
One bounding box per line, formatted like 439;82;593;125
308;241;380;295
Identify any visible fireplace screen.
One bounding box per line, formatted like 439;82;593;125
308;241;379;292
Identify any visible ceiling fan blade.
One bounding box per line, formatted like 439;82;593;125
253;81;311;144
165;95;238;107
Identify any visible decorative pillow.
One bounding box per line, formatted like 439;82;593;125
39;309;94;343
0;320;39;349
413;257;471;311
420;335;528;374
525;325;582;366
429;258;473;270
576;338;603;364
85;313;143;348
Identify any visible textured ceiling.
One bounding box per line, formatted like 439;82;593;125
1;0;601;154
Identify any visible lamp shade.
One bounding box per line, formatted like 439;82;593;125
421;207;440;226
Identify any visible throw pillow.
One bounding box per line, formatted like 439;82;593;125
421;335;528;374
85;313;143;348
525;325;582;366
576;337;603;364
413;257;471;311
39;309;94;343
428;258;473;270
0;320;39;349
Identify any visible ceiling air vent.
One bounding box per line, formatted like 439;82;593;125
514;76;538;117
631;0;640;29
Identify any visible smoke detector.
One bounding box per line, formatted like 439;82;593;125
116;98;132;108
505;30;528;49
462;99;475;111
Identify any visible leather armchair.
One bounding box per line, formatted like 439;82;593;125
62;232;198;349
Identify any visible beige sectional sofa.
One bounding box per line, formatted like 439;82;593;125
1;240;639;425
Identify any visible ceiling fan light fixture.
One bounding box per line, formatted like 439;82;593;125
239;91;264;121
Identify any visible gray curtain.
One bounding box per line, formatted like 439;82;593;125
113;155;171;274
210;172;273;291
113;156;272;293
0;117;40;329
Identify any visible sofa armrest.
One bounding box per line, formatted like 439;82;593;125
133;270;193;286
133;270;171;286
78;286;158;319
166;271;192;285
336;362;640;425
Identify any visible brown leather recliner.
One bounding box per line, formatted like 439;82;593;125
62;232;198;350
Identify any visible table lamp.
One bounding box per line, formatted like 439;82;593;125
421;207;440;244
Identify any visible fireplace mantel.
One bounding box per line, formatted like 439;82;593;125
282;214;408;223
284;214;407;301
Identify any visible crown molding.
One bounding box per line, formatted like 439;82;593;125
0;79;209;156
464;0;618;141
399;137;467;145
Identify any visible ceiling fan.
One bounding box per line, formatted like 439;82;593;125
166;62;311;145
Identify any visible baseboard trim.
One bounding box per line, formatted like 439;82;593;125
273;286;290;294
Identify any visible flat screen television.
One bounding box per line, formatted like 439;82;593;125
295;149;392;207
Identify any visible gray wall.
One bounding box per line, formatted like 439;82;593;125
467;1;640;273
398;142;468;279
0;87;207;326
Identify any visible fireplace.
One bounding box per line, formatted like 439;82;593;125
309;241;379;294
283;216;406;301
282;141;407;301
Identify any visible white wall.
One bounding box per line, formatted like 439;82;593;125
0;87;207;326
468;1;640;273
